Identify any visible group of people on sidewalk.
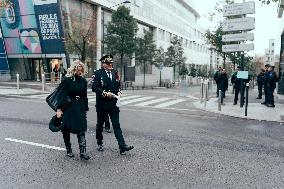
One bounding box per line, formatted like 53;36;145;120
50;55;134;160
214;63;278;108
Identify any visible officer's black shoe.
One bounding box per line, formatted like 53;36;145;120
97;144;104;152
233;102;237;105
120;145;134;155
261;102;267;105
256;97;262;99
66;149;74;158
267;104;275;108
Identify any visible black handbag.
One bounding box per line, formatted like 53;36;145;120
49;115;64;132
46;78;70;111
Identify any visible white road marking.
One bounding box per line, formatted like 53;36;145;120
120;95;142;101
121;96;155;105
153;99;186;108
135;97;170;106
5;138;66;151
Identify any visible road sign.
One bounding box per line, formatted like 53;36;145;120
223;1;255;17
159;64;164;70
237;71;249;79
222;17;255;32
222;33;254;42
222;43;254;52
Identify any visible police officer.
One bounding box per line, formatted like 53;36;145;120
231;66;242;105
261;64;270;105
256;69;265;99
92;55;134;154
266;65;277;107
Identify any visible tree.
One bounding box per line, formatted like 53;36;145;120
135;29;156;87
63;4;97;70
165;36;186;82
104;6;138;81
259;0;279;4
179;63;188;79
189;64;197;77
153;47;166;68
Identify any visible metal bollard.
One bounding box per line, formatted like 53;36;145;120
42;73;45;92
200;79;204;103
59;73;62;83
16;73;19;94
204;82;208;108
218;90;221;111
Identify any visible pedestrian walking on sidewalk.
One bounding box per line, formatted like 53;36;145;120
256;69;265;99
231;66;241;105
92;55;134;154
57;60;91;160
261;64;270;105
217;68;228;105
214;67;222;97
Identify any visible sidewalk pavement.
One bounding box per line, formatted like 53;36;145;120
188;85;284;123
1;81;284;123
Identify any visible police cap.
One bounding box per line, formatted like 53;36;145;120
99;55;113;64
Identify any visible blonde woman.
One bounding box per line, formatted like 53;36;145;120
57;60;90;160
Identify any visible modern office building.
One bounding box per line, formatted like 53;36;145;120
277;0;284;93
0;0;215;84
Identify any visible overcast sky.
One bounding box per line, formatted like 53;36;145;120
194;0;282;56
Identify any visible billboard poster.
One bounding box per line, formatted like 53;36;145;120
0;29;9;71
34;0;65;54
0;0;64;55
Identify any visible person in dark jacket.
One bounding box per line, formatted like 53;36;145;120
57;60;91;160
231;66;242;105
256;69;265;99
214;67;222;97
217;68;228;105
266;65;277;107
261;64;270;105
92;55;134;154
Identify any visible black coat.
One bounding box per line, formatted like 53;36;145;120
59;76;89;134
267;71;277;90
256;72;264;86
92;68;121;111
231;71;242;89
217;73;228;91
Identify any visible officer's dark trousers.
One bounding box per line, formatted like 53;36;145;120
257;84;263;98
96;109;126;148
267;88;275;105
234;87;240;104
104;115;110;130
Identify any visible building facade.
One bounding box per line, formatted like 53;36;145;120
277;0;284;94
0;0;215;84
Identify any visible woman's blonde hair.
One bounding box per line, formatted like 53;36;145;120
66;60;87;77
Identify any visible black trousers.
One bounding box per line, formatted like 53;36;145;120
234;87;240;104
264;87;268;103
267;88;275;105
104;115;110;130
62;131;86;149
96;109;126;149
257;84;263;98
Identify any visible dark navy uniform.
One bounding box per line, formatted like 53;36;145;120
92;55;133;154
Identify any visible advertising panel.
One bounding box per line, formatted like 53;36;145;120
0;0;64;55
34;0;65;54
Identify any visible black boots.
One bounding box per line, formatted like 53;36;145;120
78;133;91;160
79;145;91;160
120;145;134;154
66;146;74;158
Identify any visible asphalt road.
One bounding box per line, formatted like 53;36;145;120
0;94;284;189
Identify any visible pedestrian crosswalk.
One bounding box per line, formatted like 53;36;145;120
9;92;188;109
